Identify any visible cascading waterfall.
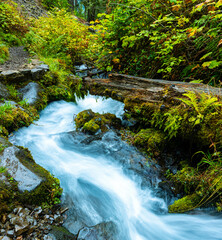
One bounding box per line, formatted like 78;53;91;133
10;95;222;240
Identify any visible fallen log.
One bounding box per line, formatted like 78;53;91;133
83;73;222;104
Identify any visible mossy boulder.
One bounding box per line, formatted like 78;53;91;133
0;102;38;134
133;128;166;156
168;194;201;213
75;110;122;135
0;146;62;218
75;109;96;129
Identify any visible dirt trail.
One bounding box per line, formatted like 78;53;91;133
0;46;30;71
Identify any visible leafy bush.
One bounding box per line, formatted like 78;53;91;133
41;0;69;10
93;0;222;84
0;1;28;45
25;9;93;65
0;42;9;64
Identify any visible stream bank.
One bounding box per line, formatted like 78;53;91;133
82;68;222;212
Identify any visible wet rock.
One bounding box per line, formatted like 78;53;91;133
0;146;43;191
19;82;42;105
49;226;76;240
0;236;12;240
36;64;49;71
6;229;14;237
0;137;12;149
0;83;10;99
77;221;118;240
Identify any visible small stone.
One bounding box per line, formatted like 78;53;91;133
15;223;29;236
7;229;14;237
160;104;165;110
1;237;12;240
36;64;49;71
16;236;23;240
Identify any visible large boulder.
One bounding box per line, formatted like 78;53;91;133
0;146;62;216
0;146;43;192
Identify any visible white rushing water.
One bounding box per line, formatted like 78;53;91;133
10;95;222;240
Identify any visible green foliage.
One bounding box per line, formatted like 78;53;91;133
0;42;9;64
81;0;107;21
151;91;222;142
93;0;222;84
41;0;69;10
0;1;28;46
25;9;92;65
7;85;19;100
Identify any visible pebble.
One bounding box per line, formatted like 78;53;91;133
0;206;67;239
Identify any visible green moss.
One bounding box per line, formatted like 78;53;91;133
82;120;100;134
50;226;76;239
168;194;201;213
0;104;38;133
75;109;96;129
46;84;74;102
133;128;166;156
0;126;8;137
75;110;122;135
40;71;59;87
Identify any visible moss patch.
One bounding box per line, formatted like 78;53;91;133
168;194;201;213
133;128;166;157
0;103;38;134
75;110;122;135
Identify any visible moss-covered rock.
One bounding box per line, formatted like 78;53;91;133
15;146;62;207
75;110;122;135
0;146;62;218
82;120;100;135
0;102;38;134
75;109;96;129
133;128;166;156
168;194;201;213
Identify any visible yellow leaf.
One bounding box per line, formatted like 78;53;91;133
218;39;222;47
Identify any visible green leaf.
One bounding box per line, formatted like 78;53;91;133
200;52;212;61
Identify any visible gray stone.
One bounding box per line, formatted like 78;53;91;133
0;70;20;77
15;222;29;236
36;64;49;71
6;229;14;237
19;82;41;105
0;236;12;240
0;146;43;191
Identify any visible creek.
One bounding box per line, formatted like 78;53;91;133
10;94;222;240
